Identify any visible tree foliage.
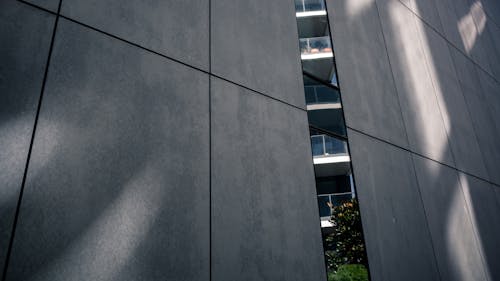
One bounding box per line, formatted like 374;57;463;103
328;264;368;281
324;199;368;273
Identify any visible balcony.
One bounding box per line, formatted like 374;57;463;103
305;84;341;110
311;134;350;177
295;0;327;17
300;37;333;60
318;192;354;227
311;134;347;157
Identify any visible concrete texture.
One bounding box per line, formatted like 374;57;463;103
0;0;54;274
412;155;488;281
435;0;471;55
211;0;305;108
450;47;500;184
459;174;500;281
5;19;210;281
377;0;455;166
454;0;493;75
483;17;500;79
417;21;489;179
24;0;59;12
480;0;500;27
405;0;444;34
326;0;409;148
477;67;500;125
433;0;499;77
61;0;209;70
348;129;440;281
211;77;326;281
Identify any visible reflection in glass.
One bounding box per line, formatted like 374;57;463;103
304;75;341;105
300;37;333;59
302;58;338;86
311;135;347;156
308;109;346;137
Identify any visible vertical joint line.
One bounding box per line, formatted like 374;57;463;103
1;1;62;280
208;0;212;280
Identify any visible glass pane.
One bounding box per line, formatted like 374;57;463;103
317;195;332;217
330;193;353;206
308;109;346;137
316;176;351;194
300;36;332;57
311;135;325;156
324;135;347;155
303;75;340;105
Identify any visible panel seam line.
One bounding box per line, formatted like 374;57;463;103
1;0;63;280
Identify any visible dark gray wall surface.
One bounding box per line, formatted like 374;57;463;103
211;0;305;108
417;20;489;179
61;0;209;70
377;0;455;166
0;0;55;273
412;155;487;281
459;174;500;281
211;77;326;281
1;0;324;280
404;0;443;34
5;18;210;281
330;0;500;280
326;0;409;149
450;47;500;184
23;0;59;12
348;129;440;281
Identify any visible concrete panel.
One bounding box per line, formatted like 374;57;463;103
482;0;500;27
211;0;305;108
24;0;59;12
435;0;470;55
61;0;209;70
211;77;326;281
477;67;500;126
436;0;498;76
412;155;488;281
451;46;500;183
459;174;500;281
5;19;209;281
444;0;476;55
478;17;500;79
0;0;54;274
326;0;408;148
377;0;454;166
407;0;444;34
453;0;494;75
348;129;440;281
488;15;500;49
416;22;488;178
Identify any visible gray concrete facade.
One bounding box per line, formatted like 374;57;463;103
328;0;500;280
2;0;500;280
0;0;325;280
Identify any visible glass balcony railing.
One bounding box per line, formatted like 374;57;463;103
295;0;326;13
317;192;353;218
300;37;333;59
305;84;340;105
311;134;348;157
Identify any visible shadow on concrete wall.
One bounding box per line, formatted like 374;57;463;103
343;0;500;280
2;20;209;280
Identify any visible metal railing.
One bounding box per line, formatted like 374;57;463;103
311;134;348;157
299;37;332;56
305;84;340;105
317;192;354;218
